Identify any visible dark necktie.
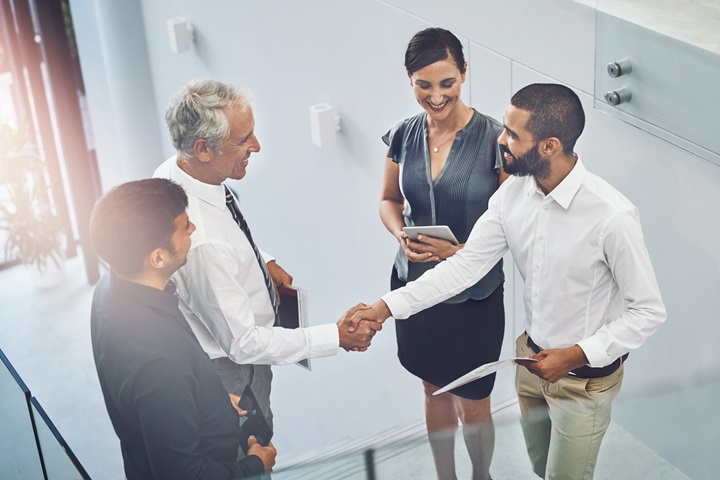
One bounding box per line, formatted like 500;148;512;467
224;186;279;326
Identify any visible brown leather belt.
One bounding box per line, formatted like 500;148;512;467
526;334;628;379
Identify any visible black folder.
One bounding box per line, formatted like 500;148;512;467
277;285;311;370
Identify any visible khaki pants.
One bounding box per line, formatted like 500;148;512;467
515;333;623;479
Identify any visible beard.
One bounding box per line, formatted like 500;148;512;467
165;245;188;270
500;142;551;179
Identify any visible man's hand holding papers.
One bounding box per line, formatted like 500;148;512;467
433;357;538;395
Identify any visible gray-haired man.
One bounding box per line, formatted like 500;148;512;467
154;78;379;432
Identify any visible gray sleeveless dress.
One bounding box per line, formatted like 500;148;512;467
383;110;505;399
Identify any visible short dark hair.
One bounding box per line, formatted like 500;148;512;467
90;178;188;276
510;83;585;154
405;28;466;76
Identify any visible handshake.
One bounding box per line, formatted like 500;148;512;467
336;301;393;352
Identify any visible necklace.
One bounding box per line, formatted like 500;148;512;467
429;107;473;153
430;132;456;153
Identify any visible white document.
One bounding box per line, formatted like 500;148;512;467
433;357;538;395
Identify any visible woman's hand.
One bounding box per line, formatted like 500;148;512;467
396;231;430;263
398;232;463;263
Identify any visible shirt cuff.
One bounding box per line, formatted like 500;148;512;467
576;336;612;367
306;323;341;357
242;454;266;475
381;291;410;320
259;249;276;264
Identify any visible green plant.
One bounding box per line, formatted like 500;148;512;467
0;124;65;273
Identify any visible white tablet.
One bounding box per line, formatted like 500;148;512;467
403;225;459;245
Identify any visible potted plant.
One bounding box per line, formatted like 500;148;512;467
0;123;66;288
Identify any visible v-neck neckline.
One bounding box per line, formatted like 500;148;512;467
424;109;476;185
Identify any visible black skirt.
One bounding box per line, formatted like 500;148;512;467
392;267;505;400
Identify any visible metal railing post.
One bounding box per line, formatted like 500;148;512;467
364;448;377;480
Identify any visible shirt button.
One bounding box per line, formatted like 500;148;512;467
538;235;543;241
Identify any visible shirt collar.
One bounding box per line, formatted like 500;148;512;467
108;272;180;317
170;157;228;210
549;157;586;209
527;157;586;210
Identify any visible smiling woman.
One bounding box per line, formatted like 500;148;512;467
406;30;469;163
377;27;507;480
410;58;471;156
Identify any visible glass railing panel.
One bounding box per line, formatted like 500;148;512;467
30;397;91;480
370;419;534;479
265;449;369;480
595;0;720;166
372;433;442;479
263;371;719;479
0;348;45;479
611;372;719;480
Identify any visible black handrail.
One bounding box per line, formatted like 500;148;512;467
1;347;90;480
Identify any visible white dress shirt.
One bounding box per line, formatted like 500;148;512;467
154;157;339;364
382;159;666;368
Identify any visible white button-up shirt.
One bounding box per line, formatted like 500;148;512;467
382;159;666;367
154;157;339;364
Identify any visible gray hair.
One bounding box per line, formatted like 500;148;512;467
165;78;253;159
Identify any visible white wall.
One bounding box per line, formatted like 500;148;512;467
70;0;165;189
74;0;720;463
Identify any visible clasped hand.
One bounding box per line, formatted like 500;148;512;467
336;301;391;352
336;303;386;352
227;394;276;471
398;232;461;263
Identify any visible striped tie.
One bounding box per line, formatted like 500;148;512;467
224;186;279;326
